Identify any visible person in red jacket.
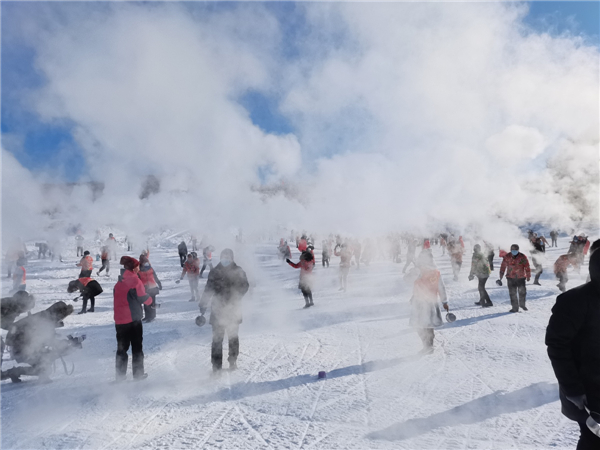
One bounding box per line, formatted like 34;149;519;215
177;253;200;302
138;254;162;323
113;256;151;381
97;246;110;277
287;250;316;308
76;251;94;278
10;257;27;295
499;244;531;312
554;253;577;292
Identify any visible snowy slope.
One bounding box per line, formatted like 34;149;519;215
1;239;585;449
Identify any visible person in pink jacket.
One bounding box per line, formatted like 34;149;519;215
287;249;315;308
113;256;151;381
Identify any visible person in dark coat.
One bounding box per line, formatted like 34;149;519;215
1;291;35;371
198;249;249;372
113;256;151;381
546;240;600;449
67;277;103;314
178;241;188;267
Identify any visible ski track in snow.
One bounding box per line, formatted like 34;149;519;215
1;239;583;449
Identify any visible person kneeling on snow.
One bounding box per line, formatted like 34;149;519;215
113;256;151;381
409;251;449;355
546;240;600;449
287;249;316;308
68;277;103;314
198;249;249;373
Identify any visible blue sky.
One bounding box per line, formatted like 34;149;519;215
2;1;598;182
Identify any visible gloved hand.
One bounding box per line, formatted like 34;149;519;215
442;303;449;311
175;279;181;284
527;277;531;282
286;259;292;264
199;306;206;315
566;394;587;410
468;275;474;281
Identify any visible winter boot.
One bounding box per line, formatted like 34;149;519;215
474;301;483;306
77;310;86;315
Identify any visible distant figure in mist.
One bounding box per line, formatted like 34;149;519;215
554;253;577;293
10;257;27;295
200;246;214;278
178;253;200;302
499;244;531;313
68;276;103;314
97;246;110;277
447;236;465;281
287;247;316;308
409;250;449;355
335;242;352;291
483;241;495;271
402;239;417;274
546;240;600;449
106;233;118;260
138;253;162;323
191;235;198;252
199;249;249;373
114;256;152;381
75;234;84;257
530;233;547;286
569;234;591;273
35;242;49;259
278;239;292;260
76;251;94;278
469;244;492;308
352;239;362;269
178;241;188;267
550;230;559;248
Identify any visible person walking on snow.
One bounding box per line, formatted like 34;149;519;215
550;230;559;248
499;244;531;312
484;241;495;271
200;246;214;278
321;240;331;268
403;239;417;273
114;256;151;381
199;249;249;373
334;242;352;291
177;241;188;267
409;250;449;354
447;237;464;281
546;241;600;449
287;249;316;308
97;246;110;276
554;253;577;293
177;253;201;302
75;234;84;257
76;251;94;278
107;233;118;260
68;276;103;314
530;234;546;286
469;244;493;307
138;254;162;323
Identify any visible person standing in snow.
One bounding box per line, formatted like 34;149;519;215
447;237;464;281
469;244;493;307
68;276;103;314
484;241;495;271
550;230;559;248
409;250;449;354
97;246;110;277
198;249;249;373
554;253;577;293
499;244;531;312
334;242;352;291
177;241;188;267
321;240;331;268
75;234;84;257
138;254;162;323
113;256;151;381
530;233;546;286
352;239;362;269
177;253;201;302
546;241;600;449
10;257;27;295
403;239;417;273
200;246;214;278
76;251;94;278
106;233;118;260
287;249;316;308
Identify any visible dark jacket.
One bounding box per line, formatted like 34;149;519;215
178;241;188;255
546;250;600;419
199;262;249;327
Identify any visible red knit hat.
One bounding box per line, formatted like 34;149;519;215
120;256;139;271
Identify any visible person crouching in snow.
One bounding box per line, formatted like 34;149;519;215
138;254;162;323
113;256;151;381
68;276;103;314
287;249;316;308
409;251;449;354
554;253;577;293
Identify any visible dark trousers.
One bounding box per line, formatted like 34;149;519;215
144;290;158;321
477;277;492;304
179;252;187;267
200;262;213;277
507;278;527;310
487;253;495;271
211;323;239;369
417;328;434;348
98;259;110;275
300;286;314;306
115;321;144;379
551;238;558;247
577;421;600;450
81;296;95;312
77;246;83;257
322;255;329;267
79;269;92;278
556;272;568;292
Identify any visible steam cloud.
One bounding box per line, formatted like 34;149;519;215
2;2;598;246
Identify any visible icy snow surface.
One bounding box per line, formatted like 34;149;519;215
1;239;583;449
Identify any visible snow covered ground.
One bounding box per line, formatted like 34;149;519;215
1;238;586;449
